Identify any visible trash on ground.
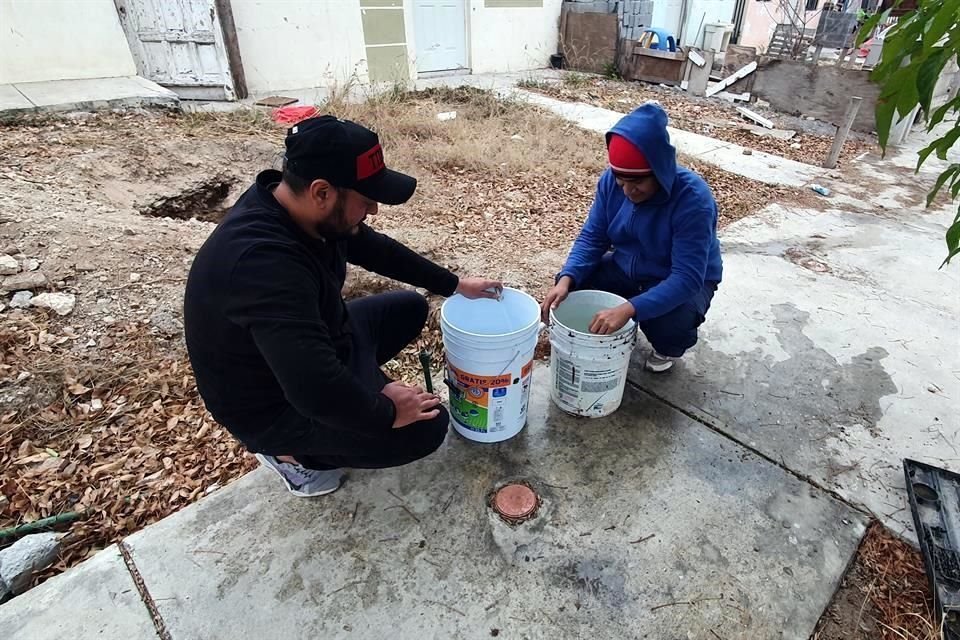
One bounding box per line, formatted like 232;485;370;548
272;105;320;125
737;106;774;130
254;96;298;108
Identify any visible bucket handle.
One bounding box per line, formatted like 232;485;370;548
496;323;547;376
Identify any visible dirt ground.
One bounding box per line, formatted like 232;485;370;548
0;88;836;587
814;523;939;640
520;75;877;168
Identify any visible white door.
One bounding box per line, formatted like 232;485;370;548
115;0;234;100
413;0;468;73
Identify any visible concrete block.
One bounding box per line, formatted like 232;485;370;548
125;377;866;640
753;59;878;133
11;76;178;114
0;545;156;640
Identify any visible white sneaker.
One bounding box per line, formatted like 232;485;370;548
644;351;676;373
255;454;345;497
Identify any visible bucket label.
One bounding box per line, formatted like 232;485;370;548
554;356;622;403
448;361;533;433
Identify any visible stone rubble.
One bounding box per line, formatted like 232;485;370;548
0;533;62;596
29;292;77;316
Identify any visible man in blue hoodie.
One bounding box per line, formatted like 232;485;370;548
541;103;722;373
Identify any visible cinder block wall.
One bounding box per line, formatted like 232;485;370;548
564;0;653;41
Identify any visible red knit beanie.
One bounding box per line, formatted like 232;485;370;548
607;134;652;176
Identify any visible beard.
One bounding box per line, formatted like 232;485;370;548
314;196;360;239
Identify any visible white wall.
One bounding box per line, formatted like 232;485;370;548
230;0;369;95
652;0;684;37
739;0;822;52
649;0;736;48
468;0;562;74
227;0;564;92
680;0;736;47
0;0;137;84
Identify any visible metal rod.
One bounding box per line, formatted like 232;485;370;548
0;511;84;539
418;350;434;394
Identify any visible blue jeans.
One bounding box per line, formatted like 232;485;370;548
577;254;718;358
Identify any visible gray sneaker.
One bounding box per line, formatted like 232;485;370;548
255;454;345;497
645;351;677;373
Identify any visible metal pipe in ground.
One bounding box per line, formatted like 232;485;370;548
823;96;863;169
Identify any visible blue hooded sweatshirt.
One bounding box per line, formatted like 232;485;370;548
559;103;723;322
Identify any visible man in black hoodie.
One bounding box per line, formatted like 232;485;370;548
184;116;501;497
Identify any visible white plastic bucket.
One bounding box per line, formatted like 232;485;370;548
440;288;542;443
549;290;638;417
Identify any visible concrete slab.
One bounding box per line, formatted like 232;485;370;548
5;76;178;116
126;381;866;640
0;85;32;111
0;544;157;640
628;129;960;540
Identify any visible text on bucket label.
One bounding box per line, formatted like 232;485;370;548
447;361;533;433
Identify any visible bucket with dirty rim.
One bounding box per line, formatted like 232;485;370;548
549;290;637;417
440;288;542;443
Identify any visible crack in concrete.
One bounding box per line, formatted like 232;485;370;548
627;379;875;522
118;541;172;640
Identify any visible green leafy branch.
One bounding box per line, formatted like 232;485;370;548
858;0;960;265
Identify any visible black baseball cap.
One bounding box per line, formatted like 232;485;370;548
283;115;416;205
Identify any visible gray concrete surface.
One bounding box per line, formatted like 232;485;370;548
0;544;157;640
0;85;32;112
0;76;179;117
629;125;960;540
125;380;866;640
752;59;881;134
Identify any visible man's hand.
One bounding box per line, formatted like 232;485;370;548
541;276;573;321
589;302;635;335
382;381;441;429
456;277;503;300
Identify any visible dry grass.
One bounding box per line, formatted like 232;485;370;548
859;523;941;640
814;522;941;640
1;316;256;581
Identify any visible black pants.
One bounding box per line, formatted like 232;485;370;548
579;253;719;358
281;291;449;470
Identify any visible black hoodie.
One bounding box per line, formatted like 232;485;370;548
183;170;458;447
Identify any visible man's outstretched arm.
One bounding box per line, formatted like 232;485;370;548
346;224;501;298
